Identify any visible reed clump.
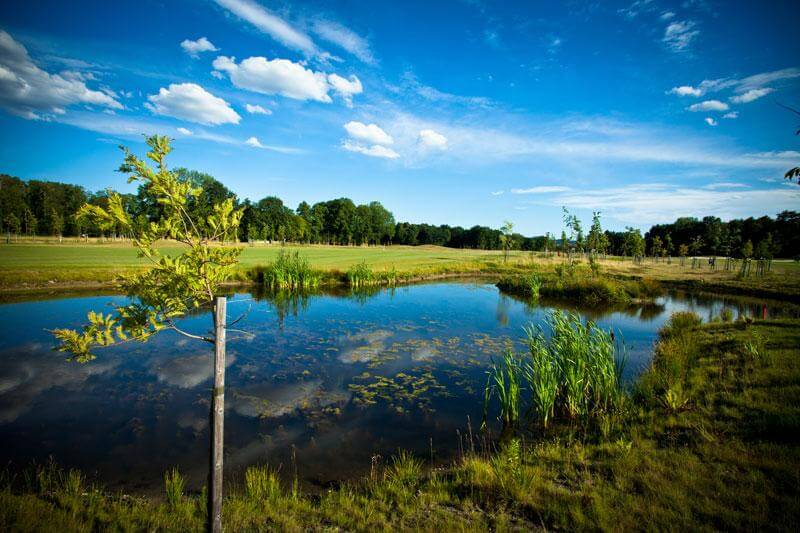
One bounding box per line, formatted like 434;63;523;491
258;250;322;290
497;274;661;305
483;310;625;432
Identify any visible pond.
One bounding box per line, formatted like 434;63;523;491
0;280;795;494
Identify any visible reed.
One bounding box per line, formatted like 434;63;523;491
244;465;282;502
164;468;185;509
259;250;322;290
484;311;625;431
346;261;376;287
482;350;525;432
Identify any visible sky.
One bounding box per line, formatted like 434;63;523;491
0;0;798;235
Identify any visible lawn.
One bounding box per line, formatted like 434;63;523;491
1;241;799;300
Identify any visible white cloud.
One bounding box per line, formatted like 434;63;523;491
145;83;240;125
660;11;675;20
0;29;121;119
511;186;571;194
245;136;263;147
704;117;717;126
400;71;492;108
417;129;448;150
177;127;193;135
382;112;795;170
245;103;271;115
327;73;362;107
549;183;800;225
312;20;375;64
180;37;219;58
688;99;729;112
213;55;331;102
491;190;504;196
663;20;700;52
342;140;399;159
730;87;774;104
702;182;749;190
669;85;702;97
669;68;799;101
734;67;800;93
723;111;738;119
343;121;393;145
213;0;316;55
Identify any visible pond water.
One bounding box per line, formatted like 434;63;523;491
0;280;795;493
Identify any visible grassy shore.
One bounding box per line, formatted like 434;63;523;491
2;316;799;531
1;241;799;300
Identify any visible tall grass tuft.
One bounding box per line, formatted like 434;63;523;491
385;450;423;491
346;261;376;287
164;468;185;509
244;465;282;502
260;250;322;290
482;350;525;432
484;311;625;432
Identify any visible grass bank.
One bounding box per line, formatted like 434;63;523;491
1;242;799;302
2;316;798;531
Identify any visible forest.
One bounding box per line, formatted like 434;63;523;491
1;171;799;258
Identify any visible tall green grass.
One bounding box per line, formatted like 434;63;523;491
346;262;399;288
482;350;525;432
497;274;661;305
257;250;322;290
244;465;282;502
483;310;625;432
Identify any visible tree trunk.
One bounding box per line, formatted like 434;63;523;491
208;297;226;533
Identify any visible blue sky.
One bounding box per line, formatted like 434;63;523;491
0;0;798;234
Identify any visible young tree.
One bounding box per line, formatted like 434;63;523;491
52;135;242;533
622;226;645;258
586;211;609;253
500;220;514;262
741;239;754;259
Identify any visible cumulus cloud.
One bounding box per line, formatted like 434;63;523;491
245;103;271;115
723;111;738;119
688;99;729;112
327;73;362;107
342;140;399;159
343;121;393;145
417;129;448;150
511;186;571;194
245;136;263;147
0;29;122;119
145;83;240;125
669;85;702;97
312;19;375;64
704;117;717;126
177;127;193;135
180;37;219;57
491;190;504;196
663;20;700;52
730;87;774;104
213;0;316;55
213;55;331;102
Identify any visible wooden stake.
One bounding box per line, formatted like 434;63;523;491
208;296;226;533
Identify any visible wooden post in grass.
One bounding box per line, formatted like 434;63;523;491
209;296;226;533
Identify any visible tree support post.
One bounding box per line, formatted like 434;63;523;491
209;296;226;533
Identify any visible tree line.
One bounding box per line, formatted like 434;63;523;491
2;171;798;257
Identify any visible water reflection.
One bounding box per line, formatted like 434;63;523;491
0;281;796;492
